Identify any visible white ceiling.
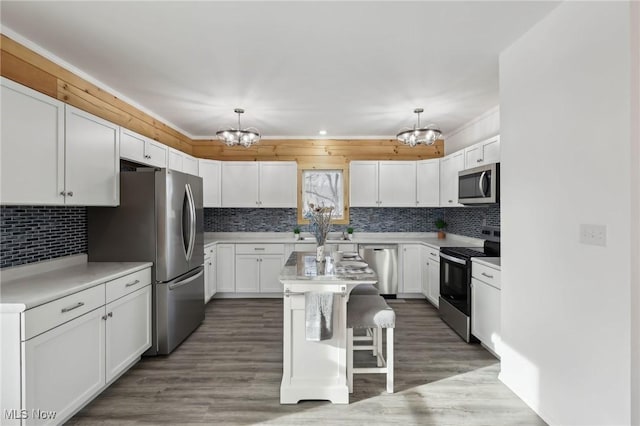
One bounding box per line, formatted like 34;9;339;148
0;1;558;140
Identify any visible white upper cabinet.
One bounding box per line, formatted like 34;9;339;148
65;106;120;206
349;161;379;207
259;161;297;207
168;147;199;176
439;151;465;207
378;161;416;207
182;155;199;176
1;77;65;205
221;162;260;207
199;159;222;207
464;135;500;169
1;79;119;206
120;128;168;168
168;148;183;171
350;161;416;207
416;159;440;207
221;161;296;207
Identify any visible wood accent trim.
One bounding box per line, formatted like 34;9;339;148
0;34;193;154
192;138;444;162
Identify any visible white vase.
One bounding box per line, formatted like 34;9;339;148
316;245;325;262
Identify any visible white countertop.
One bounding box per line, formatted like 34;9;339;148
204;232;483;249
471;257;501;269
1;257;152;312
279;251;377;284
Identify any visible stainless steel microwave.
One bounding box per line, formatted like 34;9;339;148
458;163;499;205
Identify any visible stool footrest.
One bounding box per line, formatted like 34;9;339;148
353;366;388;374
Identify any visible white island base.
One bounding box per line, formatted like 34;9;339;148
280;283;350;404
279;252;377;404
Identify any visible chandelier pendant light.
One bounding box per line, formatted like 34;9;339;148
216;108;261;148
396;108;442;147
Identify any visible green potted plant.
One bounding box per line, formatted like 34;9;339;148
293;227;301;240
346;227;354;240
435;219;447;239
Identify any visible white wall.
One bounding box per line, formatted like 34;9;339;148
499;2;635;425
631;3;640;425
444;106;499;154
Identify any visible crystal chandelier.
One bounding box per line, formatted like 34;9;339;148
396;108;442;147
216;108;261;148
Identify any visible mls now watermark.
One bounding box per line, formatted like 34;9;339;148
4;409;57;421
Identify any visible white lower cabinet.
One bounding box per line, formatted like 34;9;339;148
235;244;285;294
425;248;440;307
235;255;261;293
204;244;216;302
105;285;152;383
23;307;106;426
259;255;285;293
216;244;236;292
471;260;501;357
400;244;423;293
2;267;152;425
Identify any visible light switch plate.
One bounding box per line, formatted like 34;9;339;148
579;224;607;247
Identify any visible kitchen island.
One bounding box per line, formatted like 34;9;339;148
279;251;377;404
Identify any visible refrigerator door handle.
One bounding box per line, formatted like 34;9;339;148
168;268;204;290
185;183;196;262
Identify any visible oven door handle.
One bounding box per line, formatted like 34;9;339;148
439;253;467;265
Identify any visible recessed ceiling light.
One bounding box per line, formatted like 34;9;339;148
318;130;327;136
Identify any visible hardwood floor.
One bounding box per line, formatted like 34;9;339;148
68;299;545;425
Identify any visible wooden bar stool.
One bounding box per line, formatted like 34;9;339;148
346;295;395;393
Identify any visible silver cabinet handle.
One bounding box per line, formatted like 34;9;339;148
448;199;453;203
254;248;265;251
67;191;74;197
481;272;494;279
61;302;84;313
125;279;141;287
108;312;113;318
477;158;482;163
60;191;66;196
102;315;108;320
430;252;437;256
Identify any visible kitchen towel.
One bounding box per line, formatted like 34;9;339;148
305;292;334;341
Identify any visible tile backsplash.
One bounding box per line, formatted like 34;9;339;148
1;206;87;269
204;205;500;238
1;204;500;268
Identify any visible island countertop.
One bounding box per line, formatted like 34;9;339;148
279;251;377;284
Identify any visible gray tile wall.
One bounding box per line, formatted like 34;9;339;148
1;206;87;268
204;204;500;238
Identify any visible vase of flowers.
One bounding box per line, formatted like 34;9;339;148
307;203;334;262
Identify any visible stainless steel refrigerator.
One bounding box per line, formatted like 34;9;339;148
88;168;205;355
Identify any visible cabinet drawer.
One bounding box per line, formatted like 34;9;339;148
235;244;284;255
472;262;501;289
23;284;105;341
106;268;152;304
425;248;440;262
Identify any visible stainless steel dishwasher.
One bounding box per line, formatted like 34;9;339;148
358;244;398;296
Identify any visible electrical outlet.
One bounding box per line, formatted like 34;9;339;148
579;224;607;247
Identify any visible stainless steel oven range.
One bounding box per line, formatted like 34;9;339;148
439;227;500;342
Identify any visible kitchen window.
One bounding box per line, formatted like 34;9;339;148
297;166;349;224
